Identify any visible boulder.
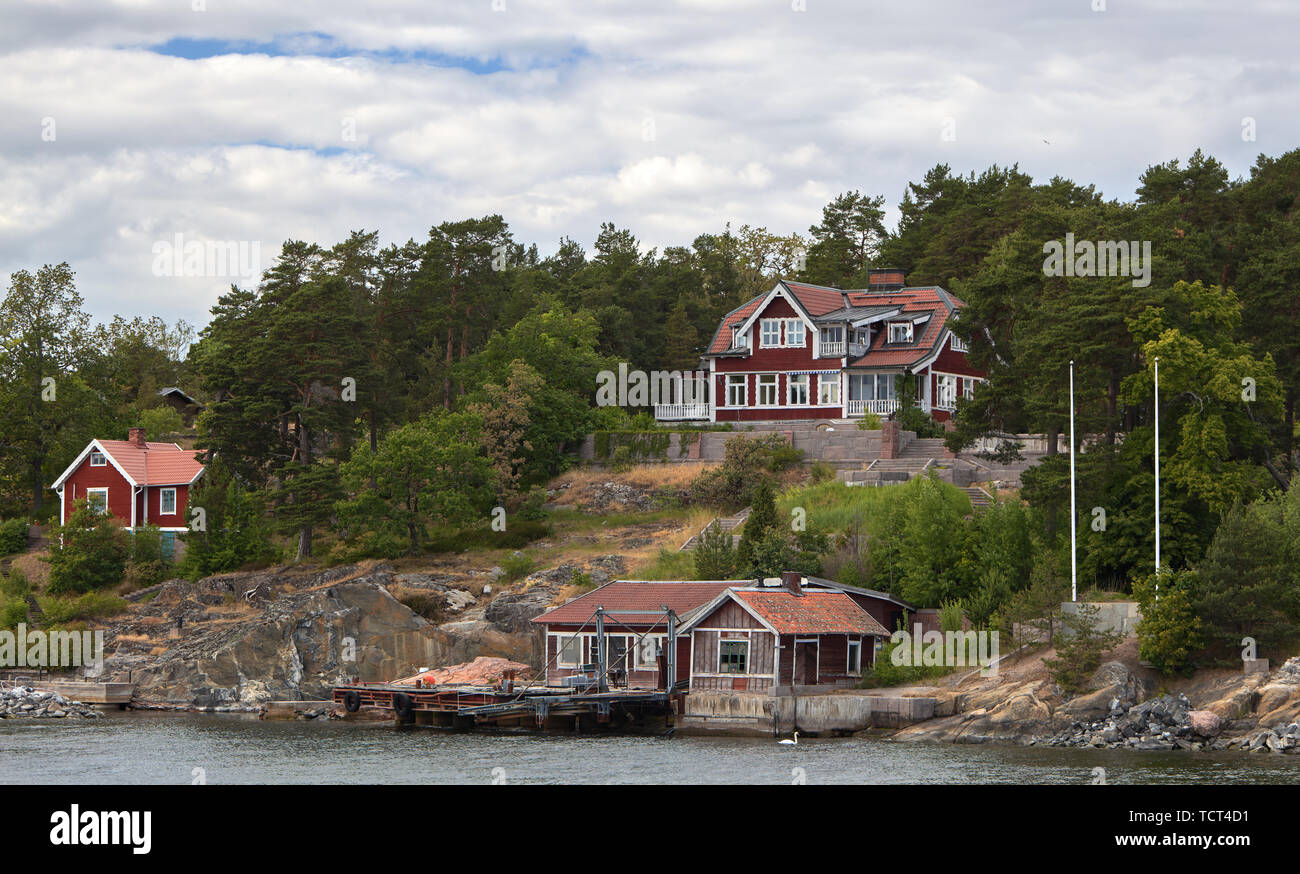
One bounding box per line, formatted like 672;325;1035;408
1187;710;1222;738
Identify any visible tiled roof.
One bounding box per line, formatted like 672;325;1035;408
98;440;205;486
704;281;966;367
731;589;891;636
531;580;742;627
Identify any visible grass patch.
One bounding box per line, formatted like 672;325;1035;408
629;547;699;581
36;592;129;624
777;479;972;535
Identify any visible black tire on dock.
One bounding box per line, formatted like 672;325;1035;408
343;690;361;713
392;692;413;719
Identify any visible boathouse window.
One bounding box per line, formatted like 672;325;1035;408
719;640;749;673
557;634;582;668
756;374;778;406
160;487;177;515
635;635;663;670
89;451;106;467
847;638;863;675
86;488;109;515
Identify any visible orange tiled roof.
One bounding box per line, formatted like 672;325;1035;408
97;440;205;486
731;589;890;636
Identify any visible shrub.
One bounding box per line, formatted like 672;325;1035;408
694;521;738;579
1044;603;1122;696
0;518;28;556
1;568;31;600
500;551;535;582
809;461;835;483
1132;570;1203;675
938;599;964;632
1;597;27;629
394;588;445;623
36;591;128;624
45;503;130;594
856;412;883;430
859;638;952;688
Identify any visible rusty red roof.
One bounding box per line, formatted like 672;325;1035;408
532;580;742;627
730;589;891;636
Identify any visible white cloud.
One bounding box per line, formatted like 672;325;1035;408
1;0;1298;327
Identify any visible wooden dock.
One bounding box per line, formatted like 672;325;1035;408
332;682;678;731
41;681;135;708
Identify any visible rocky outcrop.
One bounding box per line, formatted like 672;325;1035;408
114;573;464;709
482;554;626;633
0;686;103;719
401;657;532;686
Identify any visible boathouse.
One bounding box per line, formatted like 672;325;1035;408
531;579;743;689
680;573;892;693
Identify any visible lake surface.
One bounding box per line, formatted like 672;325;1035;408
3;711;1300;784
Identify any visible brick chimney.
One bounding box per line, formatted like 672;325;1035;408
781;571;804;597
867;268;906;292
128;427;147;447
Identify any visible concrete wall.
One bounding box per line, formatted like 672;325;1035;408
679;690;937;735
1060;601;1142;638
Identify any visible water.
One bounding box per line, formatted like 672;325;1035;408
3;711;1299;784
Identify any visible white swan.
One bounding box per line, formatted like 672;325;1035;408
778;731;799;745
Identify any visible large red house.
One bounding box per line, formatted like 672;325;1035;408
50;428;205;549
663;268;985;423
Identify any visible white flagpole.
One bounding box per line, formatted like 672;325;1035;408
1154;355;1161;594
1069;360;1077;603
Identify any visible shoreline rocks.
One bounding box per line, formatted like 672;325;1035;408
0;686;103;719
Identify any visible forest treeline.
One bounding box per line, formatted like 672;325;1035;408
2;148;1298;598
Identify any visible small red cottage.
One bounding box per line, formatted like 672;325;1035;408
680;573;891;693
50;428;205;549
531;580;742;689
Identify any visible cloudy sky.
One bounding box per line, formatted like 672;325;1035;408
1;0;1295;330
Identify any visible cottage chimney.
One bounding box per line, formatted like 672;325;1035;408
781;571;804;597
128;427;147;447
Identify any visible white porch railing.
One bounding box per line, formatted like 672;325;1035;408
654;403;710;421
846;399;899;416
819;340;846;357
845;399;932;417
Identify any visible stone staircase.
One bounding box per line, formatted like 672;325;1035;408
680;507;751;551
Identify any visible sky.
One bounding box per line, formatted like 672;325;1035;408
1;0;1296;331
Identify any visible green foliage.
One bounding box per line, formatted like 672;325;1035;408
1044;603;1123;696
859;638;953;688
687;433;792;509
36;591;128;624
0;518;28;556
1132;570;1203;675
1190;488;1300;663
809;461;835;483
179;457;278;580
0;597;27;630
335;410;495;558
938;599;964;632
694;521;738;579
500;552;535;583
998;558;1069;645
45;502;130;594
137;405;185;439
856;412;883;430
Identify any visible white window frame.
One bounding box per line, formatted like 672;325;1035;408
634;634;665;670
726;374;747;407
89;451;106;467
847;637;863;675
961;376;977;400
756;374;778;406
159;487;177;515
555;633;584;668
787;374;809;407
784;319;805;347
950;334;969;353
818;376;841;406
86;487;109;515
759;319;782;348
718;638;750;674
888;322;913;344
